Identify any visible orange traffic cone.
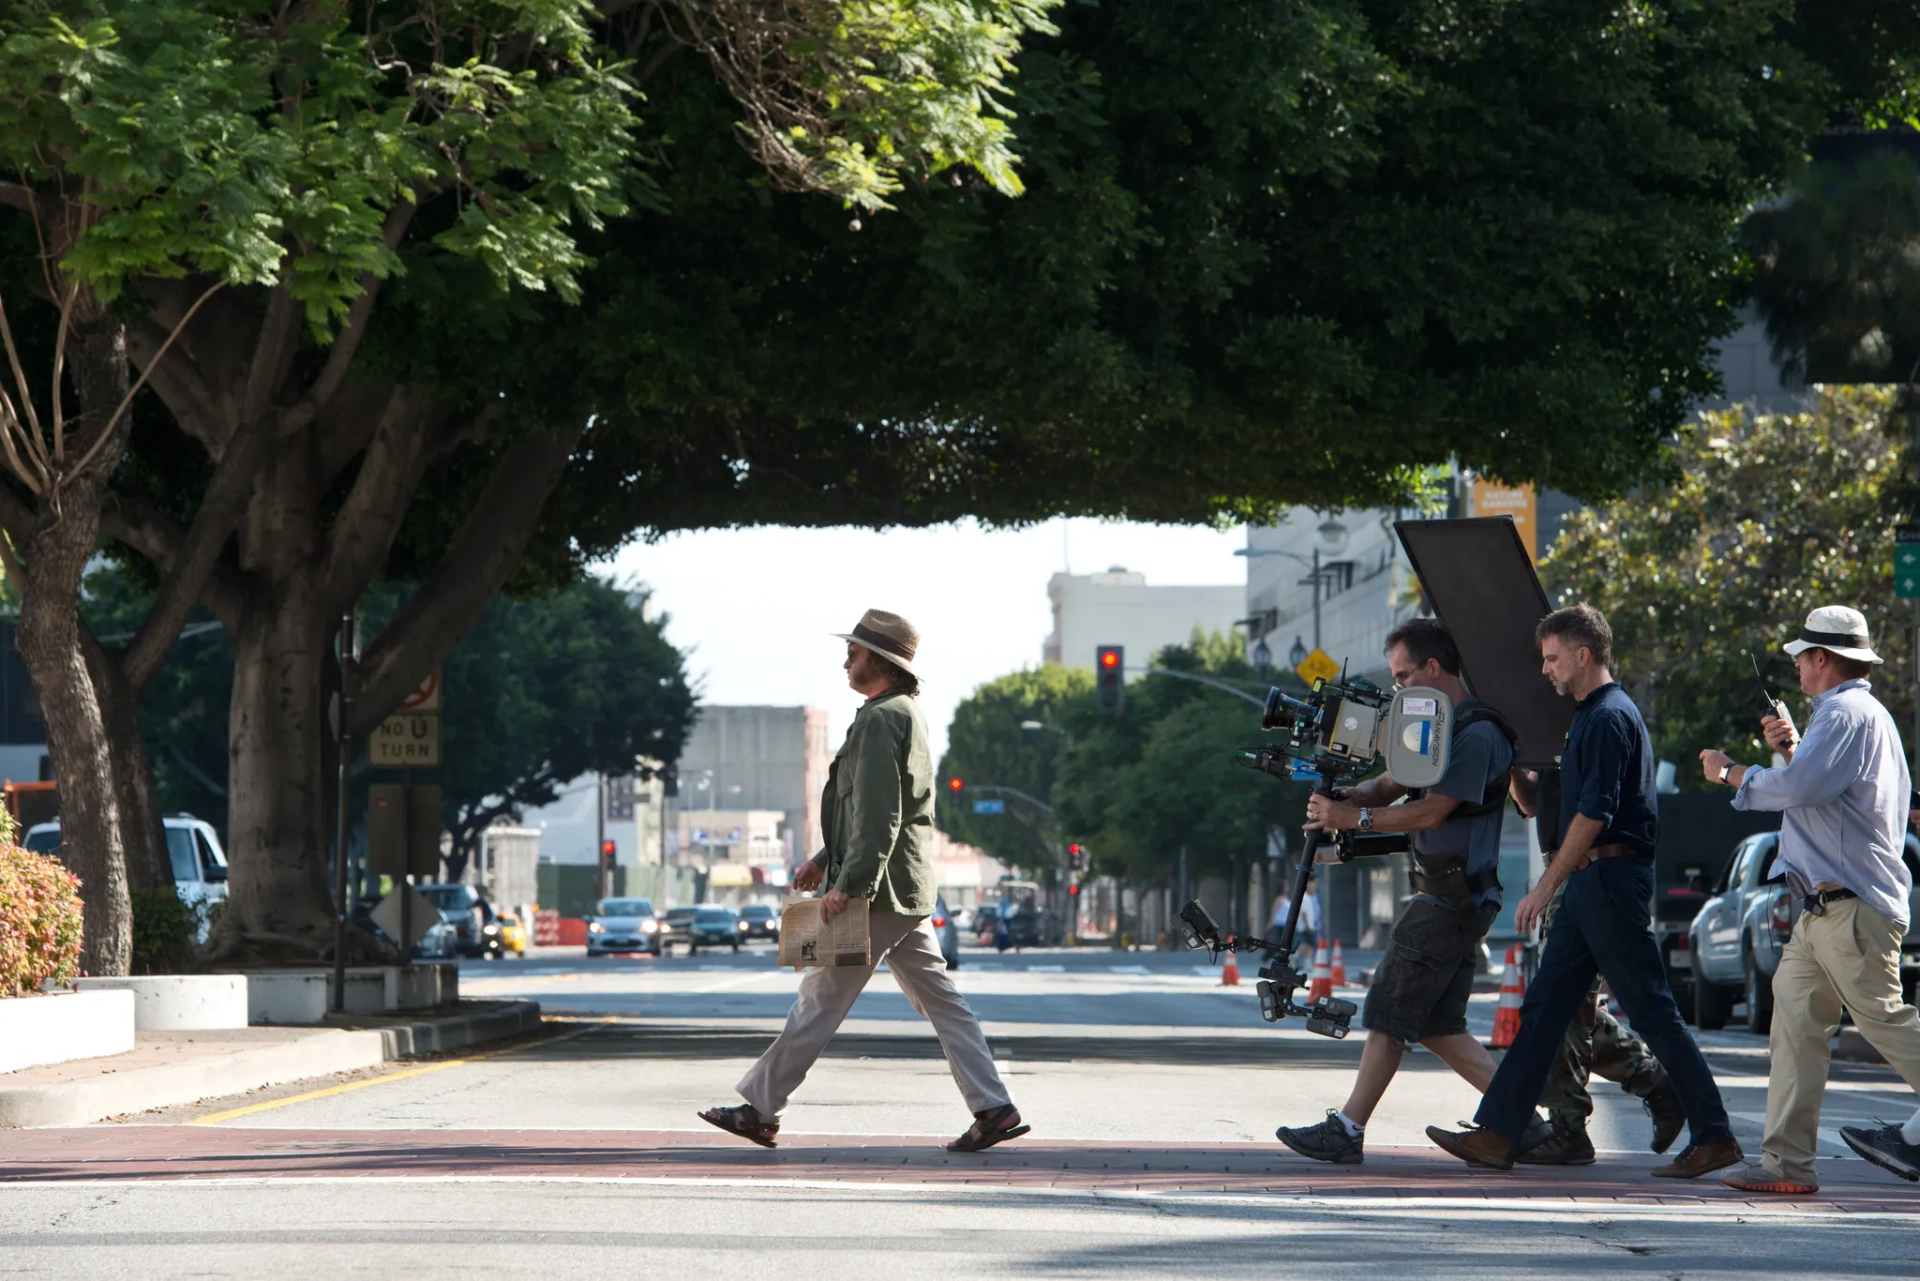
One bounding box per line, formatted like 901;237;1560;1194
1309;938;1333;1001
1330;939;1346;987
1490;945;1524;1049
1222;952;1240;986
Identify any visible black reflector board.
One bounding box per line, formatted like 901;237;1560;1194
1394;517;1572;769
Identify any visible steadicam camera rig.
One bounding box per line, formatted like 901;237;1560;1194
1178;666;1454;1038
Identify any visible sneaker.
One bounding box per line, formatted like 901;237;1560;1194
1641;1084;1685;1155
1516;1118;1596;1166
1840;1124;1920;1182
1651;1137;1743;1179
1721;1161;1819;1195
1426;1122;1516;1170
1277;1110;1364;1165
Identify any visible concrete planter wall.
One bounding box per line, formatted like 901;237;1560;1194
230;963;460;1024
0;990;135;1074
69;975;249;1031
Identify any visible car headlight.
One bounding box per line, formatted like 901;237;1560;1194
588;923;604;934
484;924;500;935
738;920;749;930
640;918;657;931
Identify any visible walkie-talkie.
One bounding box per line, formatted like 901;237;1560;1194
1751;653;1796;740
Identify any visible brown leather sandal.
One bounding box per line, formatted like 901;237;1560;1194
698;1104;780;1149
946;1104;1030;1153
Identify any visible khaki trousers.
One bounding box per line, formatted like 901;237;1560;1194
736;909;1011;1118
1763;897;1920;1183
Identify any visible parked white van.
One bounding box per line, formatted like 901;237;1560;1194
23;814;229;937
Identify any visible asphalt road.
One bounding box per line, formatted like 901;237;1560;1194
4;941;1917;1278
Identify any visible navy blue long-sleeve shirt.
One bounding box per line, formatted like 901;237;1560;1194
1556;681;1658;857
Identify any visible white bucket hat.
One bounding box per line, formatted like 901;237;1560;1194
1782;605;1882;665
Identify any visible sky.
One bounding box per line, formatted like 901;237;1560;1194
602;518;1249;759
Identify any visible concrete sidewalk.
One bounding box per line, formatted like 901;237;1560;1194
0;1000;539;1128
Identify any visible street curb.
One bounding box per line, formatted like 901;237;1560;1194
0;999;542;1127
0;1028;388;1128
323;999;543;1059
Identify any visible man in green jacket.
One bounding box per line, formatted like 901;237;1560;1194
699;610;1027;1153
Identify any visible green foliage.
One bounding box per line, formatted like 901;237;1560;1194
375;575;697;870
1543;387;1914;783
939;631;1312;884
128;882;201;975
0;842;84;994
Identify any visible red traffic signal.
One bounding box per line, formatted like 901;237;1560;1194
1094;645;1125;711
948;776;964;793
1069;843;1082;855
1068;883;1080;897
1100;649;1119;668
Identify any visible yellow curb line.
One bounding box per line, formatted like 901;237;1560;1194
190;1019;610;1126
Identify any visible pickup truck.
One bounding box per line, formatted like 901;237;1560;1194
1686;830;1920;1033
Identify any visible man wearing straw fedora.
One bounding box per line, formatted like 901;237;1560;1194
699;609;1028;1153
1701;606;1920;1193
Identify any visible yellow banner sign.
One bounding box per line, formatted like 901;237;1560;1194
1470;480;1538;562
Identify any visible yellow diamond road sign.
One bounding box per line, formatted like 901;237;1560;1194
1295;647;1341;686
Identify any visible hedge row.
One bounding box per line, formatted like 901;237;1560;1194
0;841;84;995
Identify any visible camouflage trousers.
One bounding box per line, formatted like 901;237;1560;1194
1535;887;1671;1122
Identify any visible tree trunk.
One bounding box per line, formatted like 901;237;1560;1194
15;314;134;975
85;640;173;891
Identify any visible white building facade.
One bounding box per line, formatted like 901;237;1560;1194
1042;567;1244;674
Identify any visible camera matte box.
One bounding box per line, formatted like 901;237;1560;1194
1393;517;1572;769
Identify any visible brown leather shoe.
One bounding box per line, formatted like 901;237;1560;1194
1426;1124;1516;1170
1650;1137;1743;1179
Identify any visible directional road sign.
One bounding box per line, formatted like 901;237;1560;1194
1295;647;1341;685
972;799;1007;814
1897;526;1920;599
370;711;441;767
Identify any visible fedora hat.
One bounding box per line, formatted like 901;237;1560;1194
1782;605;1883;665
834;609;921;677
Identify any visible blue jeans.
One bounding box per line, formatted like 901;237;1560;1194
1476;857;1732;1147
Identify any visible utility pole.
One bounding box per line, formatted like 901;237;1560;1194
329;610;356;1016
595;771;606;900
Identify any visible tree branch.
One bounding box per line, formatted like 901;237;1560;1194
120;412;276;693
0;182;39;214
318;389;444;610
126;316;223;447
290;202;417;428
240;287;301;433
351;427;584;736
100;493;245;634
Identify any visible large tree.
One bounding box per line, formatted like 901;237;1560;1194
0;0;1054;968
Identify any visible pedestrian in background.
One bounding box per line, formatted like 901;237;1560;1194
1702;606;1920;1191
1268;885;1293;945
1295;873;1321;959
699;610;1028;1154
1428;604;1740;1178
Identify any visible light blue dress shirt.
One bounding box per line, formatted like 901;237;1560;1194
1733;678;1913;928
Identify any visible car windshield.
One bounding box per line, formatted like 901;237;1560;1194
695;909;734;923
665;908;697;920
165;827;199;882
740;905;774;919
598;899;654;917
23;828;62;857
419;886;475;912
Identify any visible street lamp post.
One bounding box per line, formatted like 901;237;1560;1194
1235;517;1350;659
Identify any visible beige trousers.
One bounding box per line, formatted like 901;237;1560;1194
1763;897;1920;1183
736;909;1011;1118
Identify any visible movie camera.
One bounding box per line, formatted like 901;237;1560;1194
1177;667;1454;1038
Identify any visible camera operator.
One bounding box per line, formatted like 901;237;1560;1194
1276;618;1537;1164
1700;606;1920;1192
1427;604;1739;1178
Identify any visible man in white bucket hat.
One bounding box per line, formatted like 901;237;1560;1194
699;610;1027;1154
1700;606;1920;1192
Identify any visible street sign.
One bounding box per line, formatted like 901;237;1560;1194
371;882;438;951
397;669;441;713
1897;526;1920;599
370;711;441;766
1295;646;1340;685
972;799;1007;814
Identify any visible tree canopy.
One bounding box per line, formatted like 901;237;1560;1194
1543;387;1913;780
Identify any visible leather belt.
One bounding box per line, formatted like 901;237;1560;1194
1802;887;1857;916
1584;844;1633;863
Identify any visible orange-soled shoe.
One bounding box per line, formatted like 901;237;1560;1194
1720;1162;1818;1195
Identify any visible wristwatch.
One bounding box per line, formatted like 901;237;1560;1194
1358;807;1374;833
1717;762;1732;784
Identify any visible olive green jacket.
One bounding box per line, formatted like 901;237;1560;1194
810;687;936;916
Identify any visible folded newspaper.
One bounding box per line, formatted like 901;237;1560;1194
778;896;871;969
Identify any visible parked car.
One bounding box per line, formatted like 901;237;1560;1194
662;906;699;951
25;814;229;942
413;911;460;960
686;906;743;954
417;883;502;958
932;895;959;970
737;903;780;941
1688;831;1920;1032
586;897;664;956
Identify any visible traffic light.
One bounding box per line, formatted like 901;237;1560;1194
1068;882;1080;897
1068;842;1085;873
1094;645;1124;712
599;839;616;873
948;776;964;795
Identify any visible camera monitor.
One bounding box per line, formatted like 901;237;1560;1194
1393;517;1572;770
